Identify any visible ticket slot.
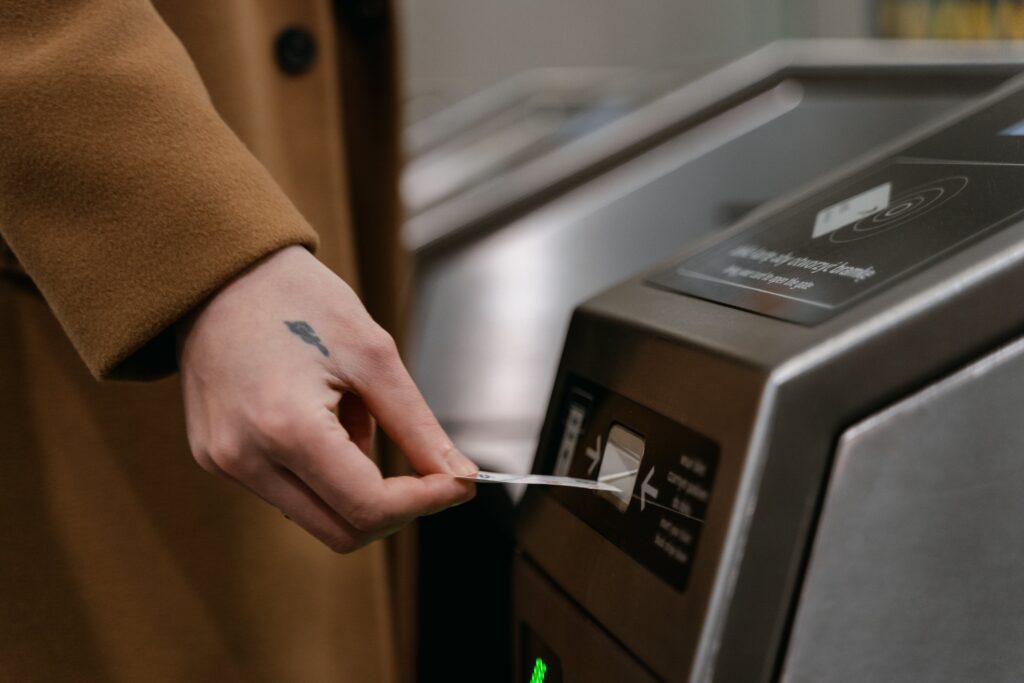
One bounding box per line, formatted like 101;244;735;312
538;375;719;592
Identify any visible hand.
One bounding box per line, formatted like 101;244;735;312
176;245;477;552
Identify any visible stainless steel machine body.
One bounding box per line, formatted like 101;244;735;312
782;336;1024;683
516;71;1024;682
410;41;1024;475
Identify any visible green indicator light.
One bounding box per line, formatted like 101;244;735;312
529;657;547;683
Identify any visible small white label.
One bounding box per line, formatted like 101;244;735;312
812;182;891;239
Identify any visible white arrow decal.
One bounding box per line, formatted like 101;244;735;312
641;467;659;511
585;435;602;475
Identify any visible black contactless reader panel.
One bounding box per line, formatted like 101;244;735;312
538;376;719;592
650;86;1024;324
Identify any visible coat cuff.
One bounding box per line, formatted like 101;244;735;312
101;230;319;381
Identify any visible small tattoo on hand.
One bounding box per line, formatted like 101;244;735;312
284;320;329;357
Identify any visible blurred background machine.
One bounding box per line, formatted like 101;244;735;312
408;40;1024;681
403;67;671;236
516;70;1024;682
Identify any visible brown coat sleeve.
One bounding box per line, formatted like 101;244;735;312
0;0;319;379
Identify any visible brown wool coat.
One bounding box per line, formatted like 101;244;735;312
0;1;412;681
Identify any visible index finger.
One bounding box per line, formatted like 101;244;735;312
276;408;476;533
350;338;478;477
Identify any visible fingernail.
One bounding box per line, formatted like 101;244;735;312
442;446;478;477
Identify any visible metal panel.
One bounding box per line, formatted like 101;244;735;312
513;555;659;683
783;336;1024;683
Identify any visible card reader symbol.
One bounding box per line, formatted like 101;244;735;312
828;176;968;244
812;182;891;239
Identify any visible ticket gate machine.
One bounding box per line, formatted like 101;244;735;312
418;43;1024;681
516;72;1024;682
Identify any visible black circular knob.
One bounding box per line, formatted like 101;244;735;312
275;26;317;76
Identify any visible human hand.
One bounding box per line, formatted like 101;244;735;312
176;245;477;552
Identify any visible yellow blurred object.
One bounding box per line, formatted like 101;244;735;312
877;0;1024;39
995;1;1024;38
879;0;933;38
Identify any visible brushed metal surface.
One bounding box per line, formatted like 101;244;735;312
411;42;1024;475
782;336;1024;683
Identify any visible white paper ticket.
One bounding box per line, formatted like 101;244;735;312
457;470;621;492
